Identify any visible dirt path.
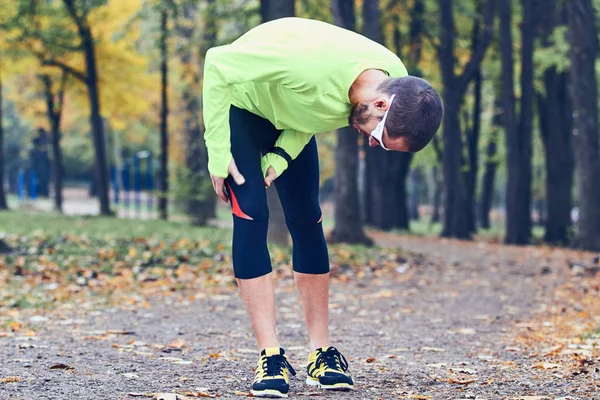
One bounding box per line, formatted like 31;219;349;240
1;234;599;399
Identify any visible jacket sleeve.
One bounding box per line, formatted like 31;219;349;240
202;44;289;178
261;129;315;177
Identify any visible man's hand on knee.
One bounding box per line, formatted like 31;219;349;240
210;158;246;203
264;166;277;187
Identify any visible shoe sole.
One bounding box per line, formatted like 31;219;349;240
251;389;288;398
306;377;354;391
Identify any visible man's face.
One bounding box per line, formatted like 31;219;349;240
348;100;409;151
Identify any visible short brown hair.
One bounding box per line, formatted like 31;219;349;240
377;76;443;152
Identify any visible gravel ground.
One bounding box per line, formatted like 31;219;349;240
1;234;599;400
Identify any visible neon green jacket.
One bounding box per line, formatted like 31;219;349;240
202;17;408;178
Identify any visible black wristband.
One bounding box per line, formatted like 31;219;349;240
269;146;292;164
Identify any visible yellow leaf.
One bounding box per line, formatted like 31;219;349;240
8;321;22;332
1;376;22;383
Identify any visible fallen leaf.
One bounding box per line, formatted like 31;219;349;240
447;377;477;385
426;363;447;369
168;339;186;349
8;321;22;332
373;290;394;298
481;377;494;385
365;357;377;363
542;345;563;356
159;357;184;362
49;363;74;370
560;348;593;357
233;391;254;397
534;363;562;370
420;347;445;352
107;330;136;335
451;367;477;375
181;391;217;398
154;394;190;400
154;394;176;400
511;397;552;400
1;376;22;383
296;392;321;396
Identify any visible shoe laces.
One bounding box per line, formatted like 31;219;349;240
262;354;296;378
315;346;349;372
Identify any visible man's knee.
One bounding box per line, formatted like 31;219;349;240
287;219;329;275
226;183;269;221
232;217;272;279
284;202;322;226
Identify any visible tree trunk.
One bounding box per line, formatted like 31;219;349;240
438;1;466;237
390;153;412;229
178;1;216;225
85;38;110;215
361;0;414;231
260;0;295;246
479;131;498;229
537;0;573;245
567;0;600;250
330;127;372;244
438;0;494;239
159;8;169;220
408;168;421;220
430;166;441;224
500;0;532;245
363;0;392;230
63;0;111;215
517;0;535;242
330;0;371;244
0;70;7;210
30;130;50;198
464;4;483;234
41;73;66;213
260;0;294;22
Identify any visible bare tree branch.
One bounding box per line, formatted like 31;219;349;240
42;59;86;82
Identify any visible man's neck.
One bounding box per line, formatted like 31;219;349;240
349;69;389;104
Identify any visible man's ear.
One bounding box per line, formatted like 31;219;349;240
374;97;389;111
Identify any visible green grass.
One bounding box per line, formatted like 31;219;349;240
0;209;232;244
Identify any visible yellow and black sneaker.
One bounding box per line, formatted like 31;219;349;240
306;346;354;390
251;347;296;398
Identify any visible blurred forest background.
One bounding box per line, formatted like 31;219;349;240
1;0;600;251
